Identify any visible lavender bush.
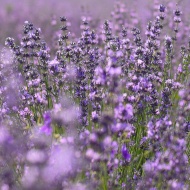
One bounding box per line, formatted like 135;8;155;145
0;0;190;189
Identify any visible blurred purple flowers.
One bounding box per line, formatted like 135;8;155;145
40;112;52;135
0;0;190;189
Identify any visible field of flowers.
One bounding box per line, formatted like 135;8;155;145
0;0;190;189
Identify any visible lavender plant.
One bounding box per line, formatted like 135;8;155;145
0;1;190;189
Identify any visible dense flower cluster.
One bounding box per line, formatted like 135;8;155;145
0;1;190;189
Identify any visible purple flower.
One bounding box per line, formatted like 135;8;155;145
159;5;165;13
111;56;117;63
114;103;133;121
40;112;52;135
121;144;131;162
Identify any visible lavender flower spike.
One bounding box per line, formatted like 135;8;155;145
40;112;52;135
122;144;131;162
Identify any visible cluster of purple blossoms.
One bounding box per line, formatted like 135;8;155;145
0;1;190;189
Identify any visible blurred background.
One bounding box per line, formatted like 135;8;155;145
0;0;189;47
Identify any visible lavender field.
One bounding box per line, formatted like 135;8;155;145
0;0;190;189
